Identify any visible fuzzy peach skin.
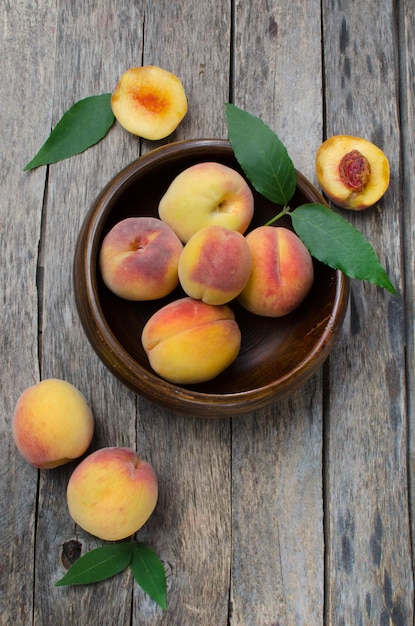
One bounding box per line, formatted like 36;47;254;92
66;447;158;541
178;225;252;305
158;162;254;242
99;216;183;301
111;66;187;140
141;297;241;384
238;226;314;318
12;379;94;469
315;135;390;210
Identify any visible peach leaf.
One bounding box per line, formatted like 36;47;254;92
24;94;115;171
291;204;396;294
55;540;167;610
55;542;133;586
225;103;296;206
130;542;167;610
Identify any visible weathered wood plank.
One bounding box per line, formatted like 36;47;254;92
0;2;58;624
2;0;414;624
131;2;233;623
232;0;324;182
133;408;231;624
322;0;414;622
231;383;325;626
230;2;325;624
400;0;415;572
34;2;145;624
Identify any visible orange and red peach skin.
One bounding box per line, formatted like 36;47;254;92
66;447;158;541
12;379;94;469
238;226;314;317
99;216;183;301
158;162;254;242
141;296;241;384
178;225;252;305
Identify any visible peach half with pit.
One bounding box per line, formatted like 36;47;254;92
12;379;94;469
111;65;187;140
158;162;254;242
141;297;241;384
315;135;390;210
99;216;183;301
238;226;314;318
178;225;252;305
66;447;158;541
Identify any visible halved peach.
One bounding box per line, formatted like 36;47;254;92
315;135;390;210
111;66;187;140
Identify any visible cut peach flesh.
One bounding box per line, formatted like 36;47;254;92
316;135;390;209
111;66;187;140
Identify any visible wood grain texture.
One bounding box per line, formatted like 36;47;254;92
1;0;414;624
142;0;230;142
231;382;325;626
232;0;323;182
132;2;232;623
231;2;325;624
322;0;413;623
0;2;57;624
399;0;415;571
34;2;144;624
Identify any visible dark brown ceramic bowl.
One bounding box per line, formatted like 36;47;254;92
74;139;349;417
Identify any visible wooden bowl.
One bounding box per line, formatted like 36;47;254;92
74;139;349;417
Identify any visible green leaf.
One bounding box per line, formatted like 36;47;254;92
225;103;296;206
24;93;115;170
291;203;396;294
130;542;167;610
55;542;133;586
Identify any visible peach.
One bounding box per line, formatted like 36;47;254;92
315;135;390;210
66;447;158;541
99;216;183;300
12;379;94;469
141;297;241;384
111;66;187;140
178;225;252;305
238;226;314;317
158;162;254;242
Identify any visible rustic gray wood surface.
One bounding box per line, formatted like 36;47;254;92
1;1;413;625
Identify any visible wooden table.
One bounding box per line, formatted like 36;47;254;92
2;1;414;624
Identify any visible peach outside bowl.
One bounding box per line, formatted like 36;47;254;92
73;139;349;418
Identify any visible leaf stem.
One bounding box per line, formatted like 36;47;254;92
264;205;291;226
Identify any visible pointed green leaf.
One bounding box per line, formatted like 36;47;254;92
225;103;296;206
24;93;115;170
130;542;167;610
55;542;133;586
291;203;396;294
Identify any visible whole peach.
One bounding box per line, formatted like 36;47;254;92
99;216;183;300
111;66;187;140
238;226;314;317
12;379;94;469
158;162;254;242
66;447;158;541
141;296;241;384
178;225;252;305
315;135;390;210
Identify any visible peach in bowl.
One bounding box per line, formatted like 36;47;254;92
73;139;349;417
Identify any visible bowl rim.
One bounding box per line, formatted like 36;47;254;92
74;138;349;417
